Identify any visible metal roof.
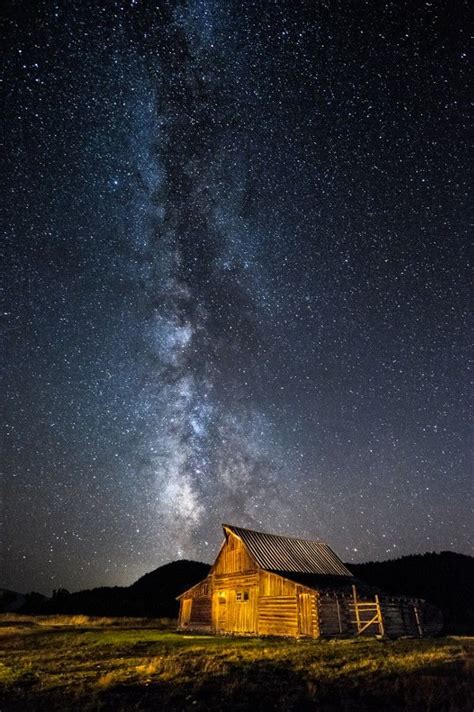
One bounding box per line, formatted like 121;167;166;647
223;524;353;577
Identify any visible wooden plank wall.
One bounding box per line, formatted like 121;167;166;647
180;588;427;638
382;600;409;636
189;597;212;626
382;600;420;637
212;585;258;634
213;532;256;574
317;593;426;638
177;532;435;639
214;572;258;589
258;596;298;636
212;571;259;634
297;592;318;637
318;594;353;636
259;571;298;596
189;580;210;598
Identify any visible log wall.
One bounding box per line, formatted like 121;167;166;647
317;593;429;638
258;596;299;636
177;578;212;630
318;594;353;636
189;597;212;625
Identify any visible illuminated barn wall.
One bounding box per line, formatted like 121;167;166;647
177;525;439;638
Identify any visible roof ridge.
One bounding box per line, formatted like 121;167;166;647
222;523;328;545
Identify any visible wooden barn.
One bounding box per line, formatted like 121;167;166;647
177;524;440;638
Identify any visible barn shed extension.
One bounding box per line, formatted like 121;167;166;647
177;524;440;638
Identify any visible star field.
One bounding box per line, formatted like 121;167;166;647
2;0;472;593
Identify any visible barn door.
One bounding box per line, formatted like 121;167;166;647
180;599;192;627
298;593;314;636
217;591;227;632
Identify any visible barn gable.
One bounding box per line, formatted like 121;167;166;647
210;525;259;575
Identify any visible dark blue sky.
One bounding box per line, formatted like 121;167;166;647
2;0;472;593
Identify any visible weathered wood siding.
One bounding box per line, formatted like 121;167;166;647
179;536;321;637
213;531;257;575
259;571;297;596
212;571;259;633
191;580;210;597
319;594;383;637
297;592;318;637
318;594;353;636
177;529;438;639
212;585;258;634
189;597;212;626
178;597;212;630
258;596;299;636
213;572;258;589
209;534;259;634
256;571;298;636
317;593;430;638
381;599;420;637
177;578;212;631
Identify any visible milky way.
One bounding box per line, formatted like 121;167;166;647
2;0;472;592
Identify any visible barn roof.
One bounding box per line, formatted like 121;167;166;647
223;524;353;577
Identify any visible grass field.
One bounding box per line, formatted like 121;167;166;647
0;615;472;711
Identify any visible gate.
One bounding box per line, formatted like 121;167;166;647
351;585;385;636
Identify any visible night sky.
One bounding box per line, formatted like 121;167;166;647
2;0;472;594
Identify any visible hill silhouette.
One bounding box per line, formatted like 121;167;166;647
20;560;211;618
4;552;472;632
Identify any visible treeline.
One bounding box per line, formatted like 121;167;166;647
2;552;472;633
3;560;210;619
351;551;474;634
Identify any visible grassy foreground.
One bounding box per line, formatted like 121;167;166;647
0;615;472;711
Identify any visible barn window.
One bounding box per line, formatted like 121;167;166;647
236;591;249;602
218;591;226;603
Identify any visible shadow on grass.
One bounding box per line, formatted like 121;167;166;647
2;659;472;712
102;663;474;712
